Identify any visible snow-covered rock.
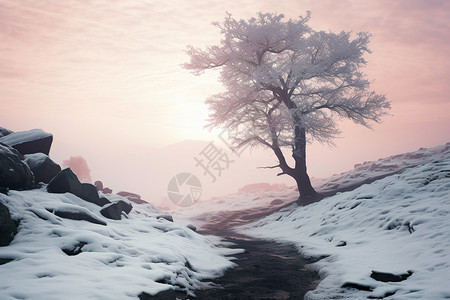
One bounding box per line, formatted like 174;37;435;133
0;143;34;190
0;128;53;156
0;127;13;138
0;202;17;246
47;168;109;207
24;153;61;184
0;189;240;299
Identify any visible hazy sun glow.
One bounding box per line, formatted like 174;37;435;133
1;0;449;205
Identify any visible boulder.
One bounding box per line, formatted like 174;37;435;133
94;180;113;194
370;270;413;282
98;197;111;206
0;202;18;246
186;224;197;231
47;168;106;206
157;214;174;222
94;180;103;191
102;187;113;194
0;143;35;190
270;199;283;206
100;200;132;220
117;191;147;204
24;153;61;184
0;129;53;156
51;206;106;226
0;127;13;138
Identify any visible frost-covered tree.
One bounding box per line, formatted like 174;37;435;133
184;12;390;202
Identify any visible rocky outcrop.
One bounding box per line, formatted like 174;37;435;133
94;180;113;194
157;214;174;222
370;270;413;282
0;129;53;156
94;180;103;191
24;153;61;184
0;143;35;190
0;202;18;246
47;168;110;207
100;201;132;220
117;191;147;204
51;206;107;226
0;127;13;138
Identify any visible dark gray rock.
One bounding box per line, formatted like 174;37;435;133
62;241;87;256
0;202;18;246
370;270;413;282
47;168;104;206
0;129;53;156
52;207;106;226
24;153;61;184
342;282;373;292
0;127;13;138
0;187;9;195
0;143;35;190
336;241;347;247
98;197;111;206
186;224;197;231
100;200;132;220
157;214;174;222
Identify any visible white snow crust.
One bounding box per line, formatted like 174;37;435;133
240;144;450;299
0;190;239;299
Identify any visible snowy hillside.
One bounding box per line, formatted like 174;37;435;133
240;144;450;299
174;144;450;226
0;190;239;299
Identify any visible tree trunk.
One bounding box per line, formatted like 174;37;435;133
292;127;318;203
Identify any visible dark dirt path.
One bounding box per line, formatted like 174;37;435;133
140;203;321;300
140;169;408;299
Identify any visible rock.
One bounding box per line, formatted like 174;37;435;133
80;183;103;206
0;143;35;190
336;241;347;247
24;153;61;184
94;180;103;191
102;187;113;194
94;180;113;194
0;127;13;138
342;282;373;292
370;270;413;282
186;224;197;231
98;197;111;206
100;200;132;220
0;202;18;246
51;207;107;226
62;241;87;256
47;168;104;206
270;199;283;206
157;214;174;222
117;191;147;204
0;129;53;156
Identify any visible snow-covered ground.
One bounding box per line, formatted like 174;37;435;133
0;190;240;300
239;143;450;299
2;143;449;299
173;143;450;225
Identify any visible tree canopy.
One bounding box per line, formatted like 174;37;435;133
184;12;390;201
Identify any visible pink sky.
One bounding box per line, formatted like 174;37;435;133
1;0;449;205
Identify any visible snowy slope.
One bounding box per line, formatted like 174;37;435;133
173;143;450;228
0;190;240;300
240;146;450;299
